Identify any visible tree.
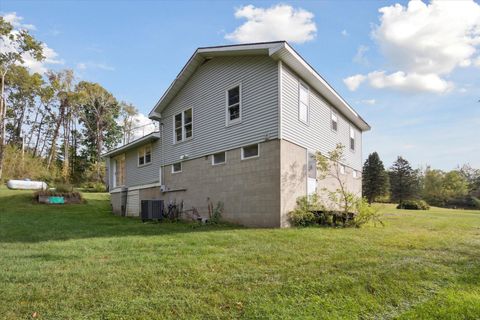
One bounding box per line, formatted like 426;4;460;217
362;152;389;203
0;16;44;180
119;101;139;144
0;17;45;179
389;156;420;204
316;144;357;219
76;81;122;181
459;164;480;197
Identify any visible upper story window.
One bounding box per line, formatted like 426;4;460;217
226;85;241;125
138;145;152;166
212;151;226;165
298;82;309;124
350;126;355;151
241;144;259;160
174;108;193;143
331;112;338;132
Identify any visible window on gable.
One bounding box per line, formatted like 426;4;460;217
242;144;259;160
212;152;226;165
298;83;309;124
138;145;152;166
227;85;241;125
331;112;338;131
174;108;193;143
172;162;182;173
350;127;355;151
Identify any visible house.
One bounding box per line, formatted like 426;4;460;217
104;41;370;227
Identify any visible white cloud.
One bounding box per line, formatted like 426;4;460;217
1;12;62;74
360;99;376;105
76;61;114;71
341;29;349;37
475;56;480;67
3;12;36;30
131;113;157;140
353;45;369;65
225;4;317;44
345;0;480;93
343;74;366;91
367;71;453;93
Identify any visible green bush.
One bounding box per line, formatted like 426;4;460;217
397;199;430;210
82;182;107;193
472;197;480;210
288;195;322;227
350;198;384;228
55;183;74;193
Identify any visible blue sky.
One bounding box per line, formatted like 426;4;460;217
2;0;480;170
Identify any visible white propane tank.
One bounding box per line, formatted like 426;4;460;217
6;180;48;190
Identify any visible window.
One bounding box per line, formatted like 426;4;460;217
114;155;125;187
172;162;182;173
174;108;193;143
340;164;346;175
242;144;259;159
298;83;309;123
331;112;338;131
226;85;241;125
350;127;355;151
138;145;152;166
212;152;226;165
353;170;358;179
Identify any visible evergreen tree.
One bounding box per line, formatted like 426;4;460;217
389;156;420;203
362;152;389;203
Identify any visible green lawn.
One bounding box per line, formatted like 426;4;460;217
0;188;479;319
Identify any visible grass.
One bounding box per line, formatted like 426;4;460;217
0;188;479;319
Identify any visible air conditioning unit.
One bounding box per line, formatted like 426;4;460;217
140;200;164;222
160;185;167;192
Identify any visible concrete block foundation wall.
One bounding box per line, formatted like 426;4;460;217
109;139;362;227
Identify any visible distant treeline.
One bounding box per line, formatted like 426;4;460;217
363;152;480;209
0;16;150;185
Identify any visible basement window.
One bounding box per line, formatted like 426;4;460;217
138;145;152;166
212;152;226;165
172;162;182;173
174;108;193;143
350;126;355;151
226;85;241;125
241;144;259;160
331;112;338;132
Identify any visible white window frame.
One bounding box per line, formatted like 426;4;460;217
212;151;227;166
352;170;358;179
173;108;193;144
331;111;338;132
340;164;346;175
349;126;355;151
225;83;242;126
113;154;125;188
171;162;182;174
241;143;260;160
298;81;309;124
137;144;152;167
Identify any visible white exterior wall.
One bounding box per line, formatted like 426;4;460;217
280;64;363;171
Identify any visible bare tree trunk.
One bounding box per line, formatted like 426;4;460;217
33;113;45;157
0;72;6;181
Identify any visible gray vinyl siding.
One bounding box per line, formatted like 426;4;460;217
160;55;279;165
281;65;363;170
108;140;161;188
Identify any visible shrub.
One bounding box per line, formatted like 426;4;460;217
397;199;430;210
288;195;322;227
350;198;384;228
472;197;480;210
54;183;74;193
82;182;107;193
34;190;83;202
209;201;224;224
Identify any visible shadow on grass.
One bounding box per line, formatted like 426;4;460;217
0;193;243;244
